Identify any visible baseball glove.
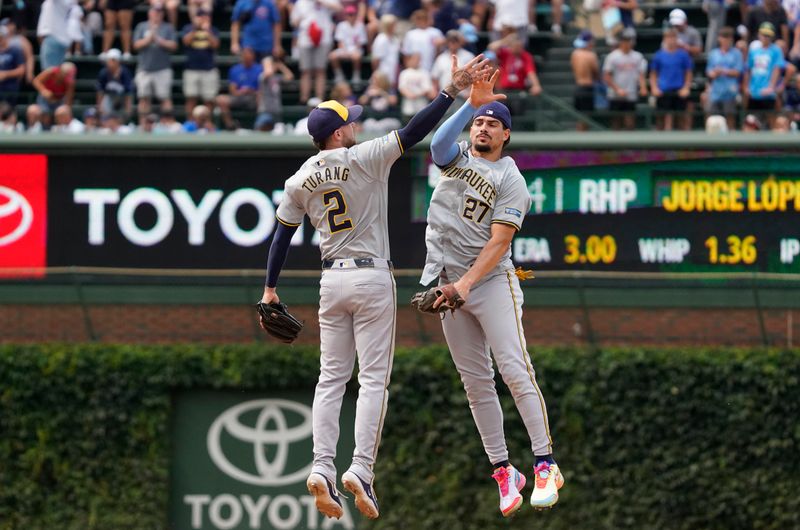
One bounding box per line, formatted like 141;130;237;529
256;302;304;343
410;284;466;314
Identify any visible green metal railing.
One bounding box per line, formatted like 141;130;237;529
2;130;800;152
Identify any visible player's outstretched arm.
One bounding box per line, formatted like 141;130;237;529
431;69;506;166
260;221;300;304
395;54;491;152
430;104;473;166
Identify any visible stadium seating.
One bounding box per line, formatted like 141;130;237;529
0;0;722;131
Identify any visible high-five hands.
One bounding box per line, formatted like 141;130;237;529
445;54;494;96
468;67;507;108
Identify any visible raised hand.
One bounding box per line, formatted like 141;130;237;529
446;54;493;96
468;68;507;108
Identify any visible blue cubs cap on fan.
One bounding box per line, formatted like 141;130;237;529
307;100;363;143
473;102;512;130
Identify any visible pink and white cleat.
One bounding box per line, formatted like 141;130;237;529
529;461;565;510
492;465;526;517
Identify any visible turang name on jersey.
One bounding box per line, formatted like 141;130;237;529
301;165;351;193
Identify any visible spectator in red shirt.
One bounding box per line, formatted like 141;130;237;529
488;33;542;114
32;61;76;116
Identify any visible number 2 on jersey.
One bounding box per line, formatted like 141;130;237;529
463;197;490;223
323;189;354;233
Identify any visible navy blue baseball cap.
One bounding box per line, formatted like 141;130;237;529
473;102;512;130
307;100;363;143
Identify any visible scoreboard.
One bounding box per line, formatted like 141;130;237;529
420;150;800;273
3;139;800;274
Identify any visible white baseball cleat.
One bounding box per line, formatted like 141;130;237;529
307;472;344;519
529;461;565;510
492;465;526;517
341;470;380;519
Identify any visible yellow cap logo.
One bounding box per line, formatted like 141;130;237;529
317;100;349;122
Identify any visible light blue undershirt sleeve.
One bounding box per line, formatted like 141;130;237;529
430;101;477;167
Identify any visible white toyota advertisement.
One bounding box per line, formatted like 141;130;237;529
171;392;358;530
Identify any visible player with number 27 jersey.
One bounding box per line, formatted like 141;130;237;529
420;70;564;518
421;140;531;288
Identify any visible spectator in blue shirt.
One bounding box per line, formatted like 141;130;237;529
373;0;420;20
216;47;263;130
650;28;693;130
2;18;35;85
95;48;134;117
431;0;459;33
231;0;283;60
745;22;785;126
0;25;25;105
182;104;216;133
706;27;744;129
181;8;221;115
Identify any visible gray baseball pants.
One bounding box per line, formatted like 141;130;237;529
441;270;553;465
311;260;396;484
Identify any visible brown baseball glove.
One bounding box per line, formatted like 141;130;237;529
256;301;304;343
410;284;465;314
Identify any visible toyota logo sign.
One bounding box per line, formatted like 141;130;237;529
0;186;34;247
0;154;47;275
207;399;313;487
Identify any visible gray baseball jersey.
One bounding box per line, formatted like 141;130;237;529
275;131;403;490
421;140;533;286
276;131;403;258
421;141;554;466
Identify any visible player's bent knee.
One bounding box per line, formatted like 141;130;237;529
356;370;388;388
506;381;537;398
458;372;496;388
462;380;499;401
318;368;354;385
500;375;539;399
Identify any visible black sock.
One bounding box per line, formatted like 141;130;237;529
492;459;510;471
535;454;555;465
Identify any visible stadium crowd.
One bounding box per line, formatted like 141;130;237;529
0;0;798;134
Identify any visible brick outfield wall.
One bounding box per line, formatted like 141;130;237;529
1;304;797;347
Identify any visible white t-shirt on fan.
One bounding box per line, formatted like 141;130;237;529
401;27;444;72
334;20;367;53
491;0;529;31
372;32;401;85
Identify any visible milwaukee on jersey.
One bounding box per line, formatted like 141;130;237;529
421;141;532;286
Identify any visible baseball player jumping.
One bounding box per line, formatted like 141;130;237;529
421;72;564;516
259;55;496;521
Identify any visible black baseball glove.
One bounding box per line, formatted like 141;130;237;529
256;302;304;343
410;284;466;314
